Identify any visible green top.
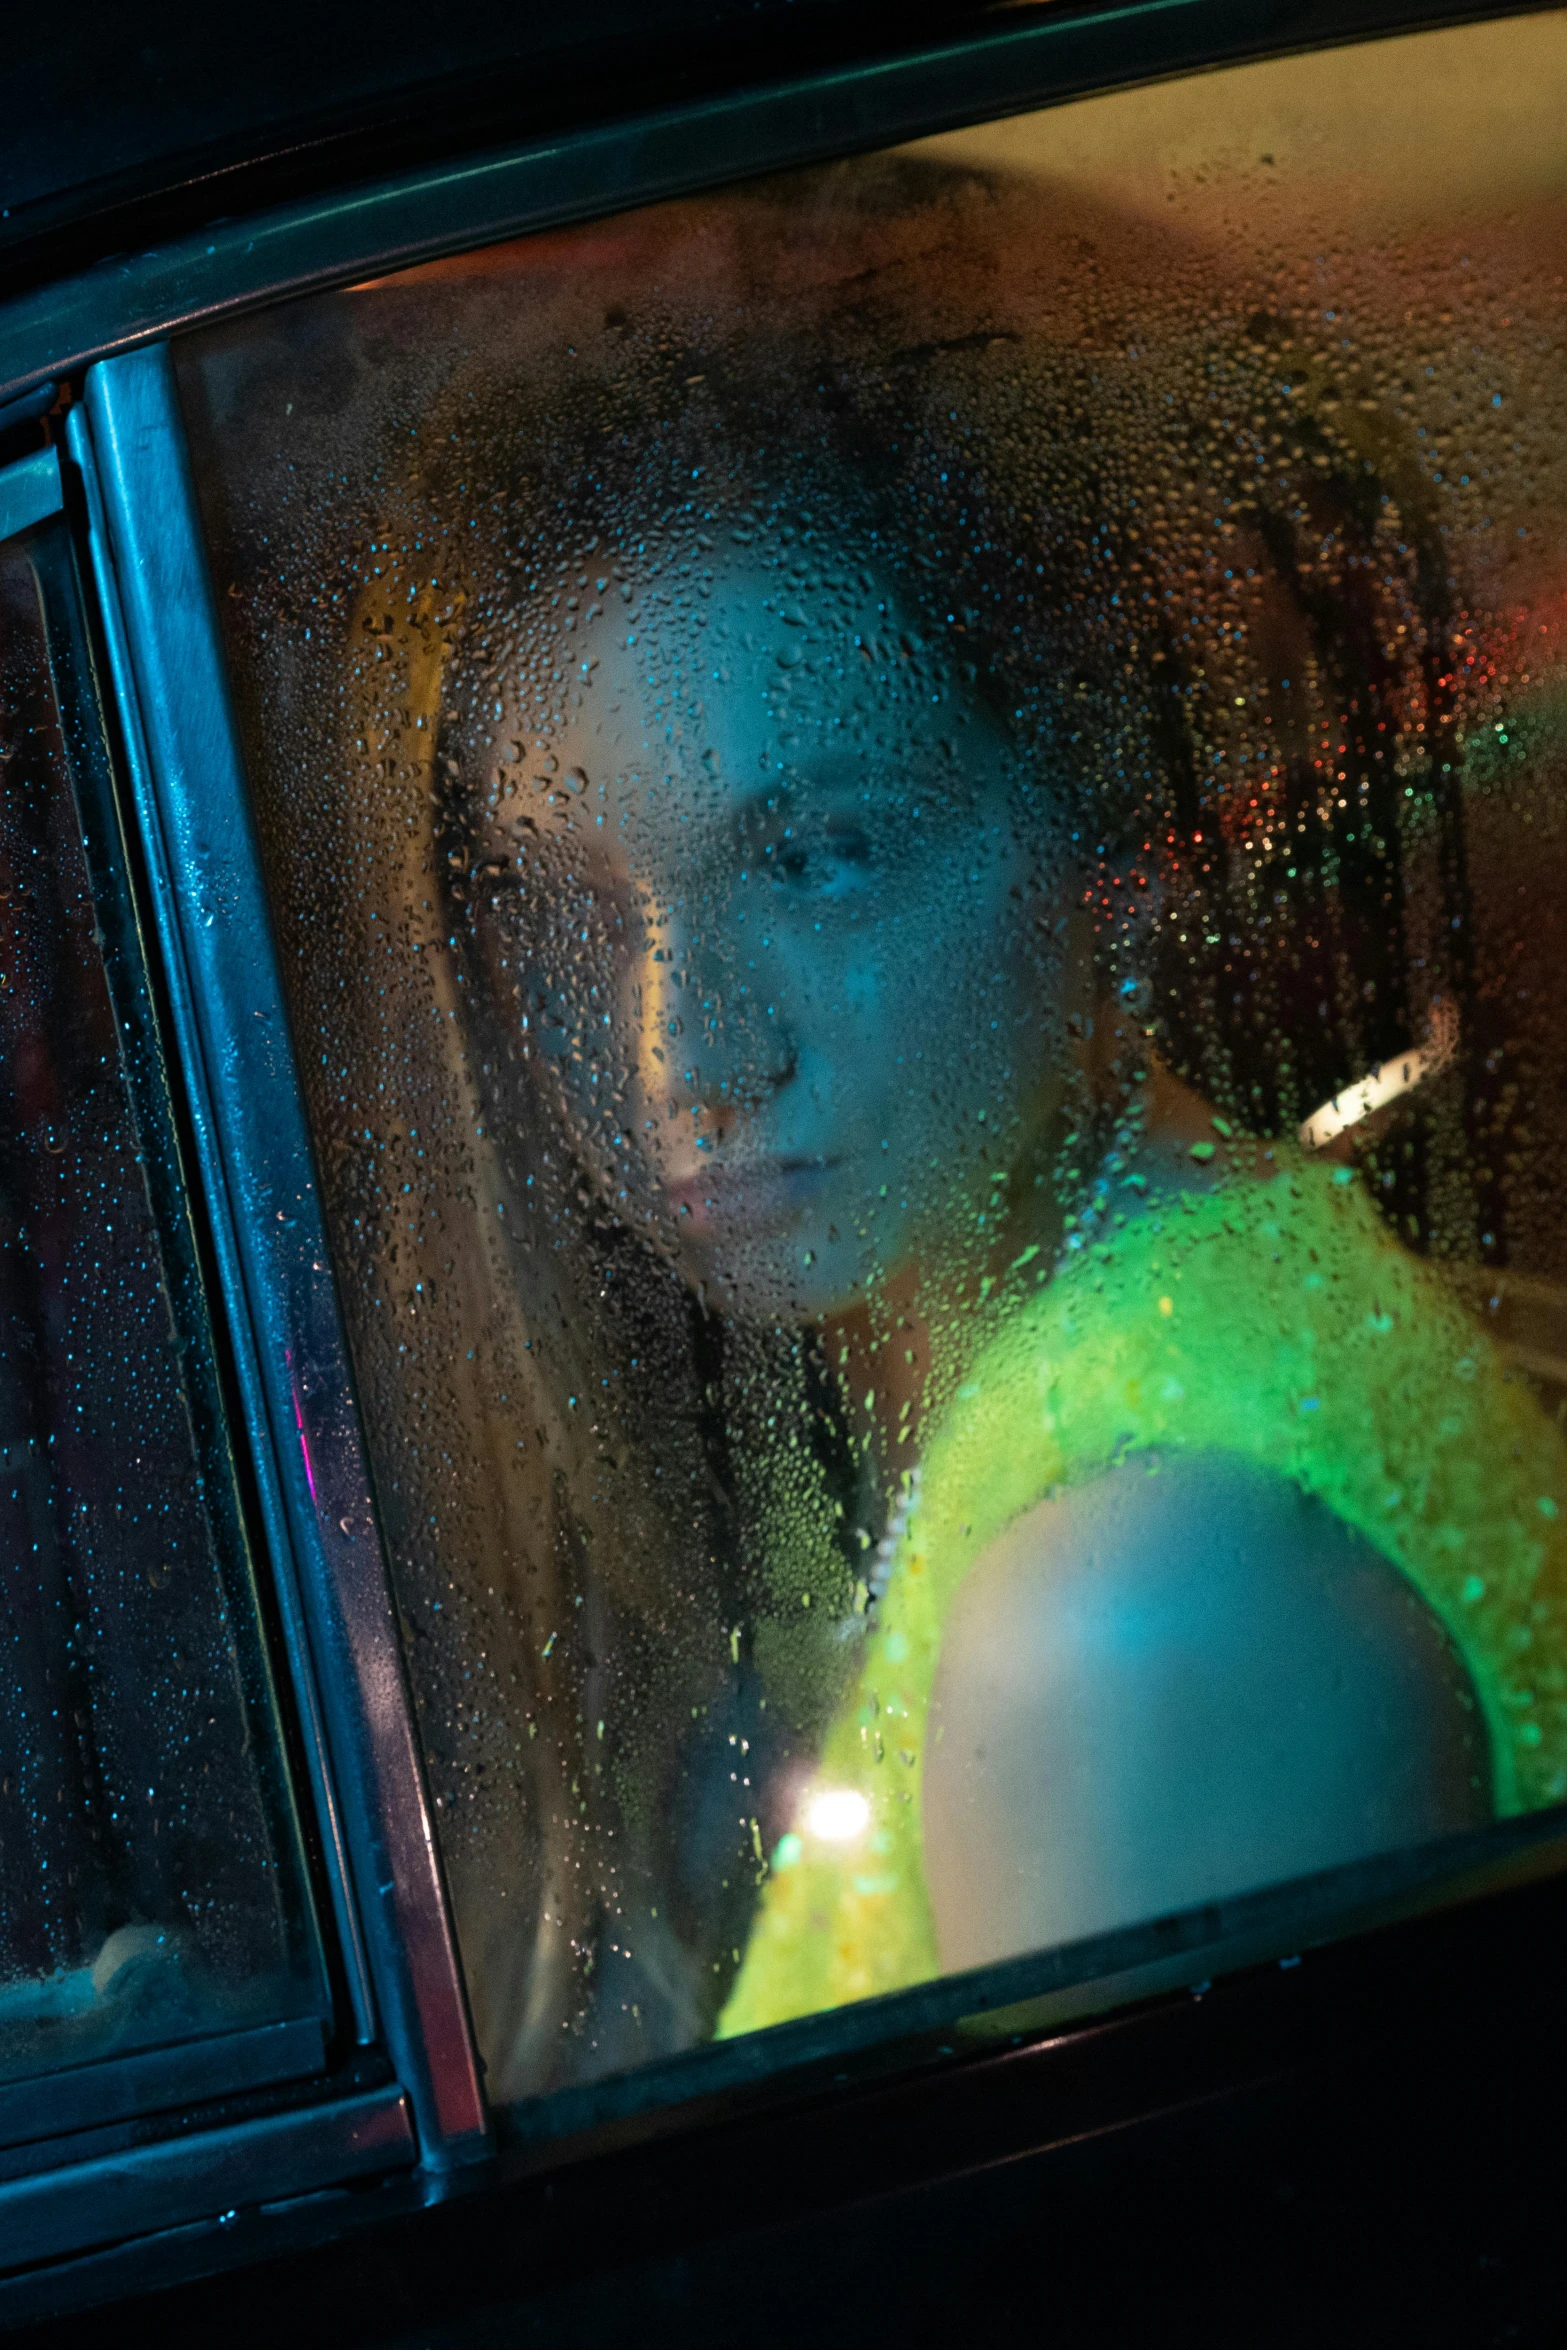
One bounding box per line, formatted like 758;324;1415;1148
719;1158;1567;2037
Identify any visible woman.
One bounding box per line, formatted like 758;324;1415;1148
419;329;1567;2049
234;152;1567;2088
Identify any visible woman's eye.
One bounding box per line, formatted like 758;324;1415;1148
769;821;873;893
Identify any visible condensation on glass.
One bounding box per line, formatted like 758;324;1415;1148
0;512;324;2088
177;12;1567;2105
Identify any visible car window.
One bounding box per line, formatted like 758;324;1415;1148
175;8;1567;2110
0;478;327;2118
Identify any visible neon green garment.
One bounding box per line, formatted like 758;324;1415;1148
719;1158;1567;2037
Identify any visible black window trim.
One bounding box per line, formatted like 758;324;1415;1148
0;434;422;2280
2;0;1565;2317
0;0;1558;413
68;355;491;2176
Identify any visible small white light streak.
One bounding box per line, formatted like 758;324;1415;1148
1299;1001;1457;1151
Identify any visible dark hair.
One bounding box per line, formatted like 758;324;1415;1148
1132;328;1480;1258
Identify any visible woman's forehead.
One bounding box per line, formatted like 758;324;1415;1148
495;555;1006;816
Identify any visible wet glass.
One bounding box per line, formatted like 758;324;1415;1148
177;10;1567;2106
0;511;324;2091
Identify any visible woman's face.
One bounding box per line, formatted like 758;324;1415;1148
468;548;1076;1317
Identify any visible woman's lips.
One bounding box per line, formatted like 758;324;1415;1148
664;1156;841;1235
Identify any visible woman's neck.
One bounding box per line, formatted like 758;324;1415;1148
824;1258;935;1504
822;1058;1258;1493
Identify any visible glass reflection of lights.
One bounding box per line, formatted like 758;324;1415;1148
1299;1002;1459;1151
805;1790;872;1843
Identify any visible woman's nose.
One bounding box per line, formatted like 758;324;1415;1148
632;922;796;1134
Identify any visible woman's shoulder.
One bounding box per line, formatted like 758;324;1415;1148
940;1452;1489;1683
919;1451;1492;1973
912;1161;1427;1591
